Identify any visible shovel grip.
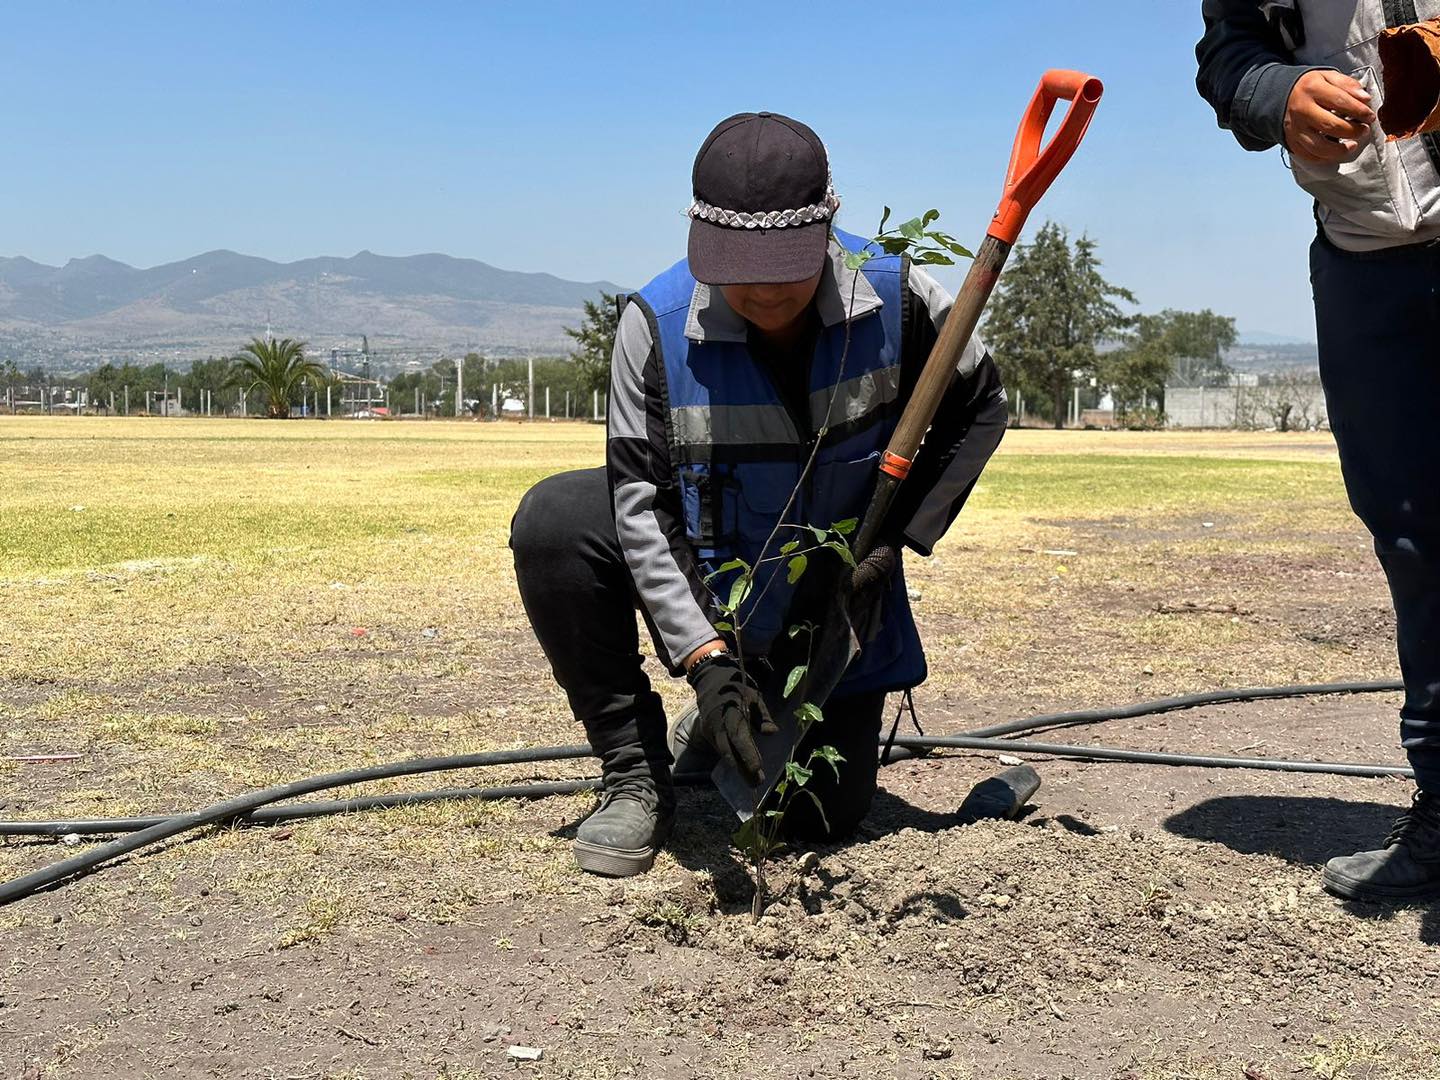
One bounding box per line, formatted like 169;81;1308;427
988;69;1103;245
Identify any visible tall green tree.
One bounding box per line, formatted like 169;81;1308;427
1162;309;1238;383
564;292;619;397
181;356;238;412
983;223;1135;428
1100;308;1238;420
229;337;324;419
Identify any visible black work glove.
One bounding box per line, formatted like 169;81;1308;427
687;653;773;787
849;543;898;602
847;543;899;643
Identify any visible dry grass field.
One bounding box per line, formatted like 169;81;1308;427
1;416;1435;1080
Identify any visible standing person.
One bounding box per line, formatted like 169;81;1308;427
510;111;1008;877
1197;1;1440;900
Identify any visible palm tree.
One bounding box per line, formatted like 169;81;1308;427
230;337;325;418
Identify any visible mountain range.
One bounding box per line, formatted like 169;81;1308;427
0;250;626;366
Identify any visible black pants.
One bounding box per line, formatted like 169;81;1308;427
1311;233;1440;792
510;467;885;840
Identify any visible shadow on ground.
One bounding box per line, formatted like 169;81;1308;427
1165;793;1439;945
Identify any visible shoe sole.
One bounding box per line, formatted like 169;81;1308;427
573;839;658;878
1321;868;1440;902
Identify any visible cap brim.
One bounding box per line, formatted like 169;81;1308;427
687;218;830;286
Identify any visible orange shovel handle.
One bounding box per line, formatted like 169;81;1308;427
988;69;1104;245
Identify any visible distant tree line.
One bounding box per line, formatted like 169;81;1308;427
5;332;614;419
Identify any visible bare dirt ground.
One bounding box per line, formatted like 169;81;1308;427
1;422;1436;1080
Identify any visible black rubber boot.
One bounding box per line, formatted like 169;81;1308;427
1322;790;1440;901
574;698;675;878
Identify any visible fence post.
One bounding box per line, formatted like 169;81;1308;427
545;386;550;419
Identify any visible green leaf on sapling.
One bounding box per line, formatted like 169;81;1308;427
704;558;749;582
784;664;807;698
795;702;824;728
810;744;846;782
726;575;752;612
784;760;814;787
797;788;831;835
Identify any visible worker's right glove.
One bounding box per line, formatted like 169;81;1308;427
849;543;898;606
687;653;771;788
847;542;899;644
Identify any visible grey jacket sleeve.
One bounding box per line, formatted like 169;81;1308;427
606;301;722;673
1195;0;1325;151
890;264;1009;557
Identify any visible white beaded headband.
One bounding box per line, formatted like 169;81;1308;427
687;183;840;230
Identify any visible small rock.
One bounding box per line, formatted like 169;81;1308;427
906;587;922;602
998;754;1024;767
506;1045;543;1061
421;627;439;639
60;833;82;847
478;1021;510;1043
796;851;819;875
1141;665;1154;676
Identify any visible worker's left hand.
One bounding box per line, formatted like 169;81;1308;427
688;654;771;787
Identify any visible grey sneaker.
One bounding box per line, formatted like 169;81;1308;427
1322;790;1440;902
573;783;674;877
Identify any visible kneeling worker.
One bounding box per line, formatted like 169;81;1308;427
511;111;1008;876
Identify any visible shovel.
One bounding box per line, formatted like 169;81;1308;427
677;69;1105;819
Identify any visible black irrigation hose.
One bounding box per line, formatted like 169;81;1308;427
965;680;1405;738
0;680;1413;905
888;735;1414;779
0;745;590;905
0;773;719;837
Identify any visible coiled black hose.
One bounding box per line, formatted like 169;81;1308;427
0;679;1410;905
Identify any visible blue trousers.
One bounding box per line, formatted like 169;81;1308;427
1311;233;1440;791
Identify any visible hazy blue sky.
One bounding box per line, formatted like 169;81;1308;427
3;1;1321;339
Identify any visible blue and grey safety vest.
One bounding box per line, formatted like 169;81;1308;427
631;229;926;695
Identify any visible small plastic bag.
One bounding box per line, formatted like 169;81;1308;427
1379;18;1440;140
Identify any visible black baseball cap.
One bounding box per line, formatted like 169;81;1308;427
687;112;838;286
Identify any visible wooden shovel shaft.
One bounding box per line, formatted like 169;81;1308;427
854;234;1011;560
